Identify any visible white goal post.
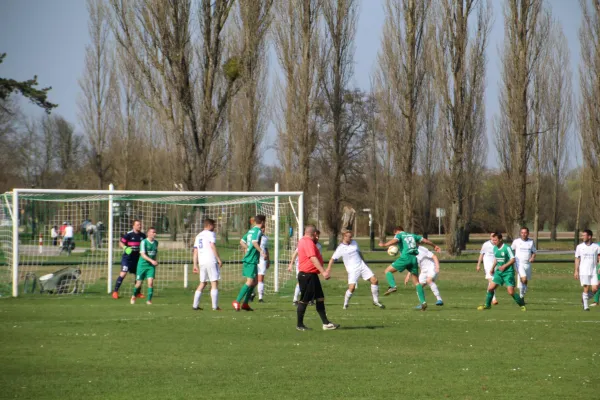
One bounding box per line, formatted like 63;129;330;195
0;185;304;297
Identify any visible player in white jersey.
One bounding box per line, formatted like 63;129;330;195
326;231;384;309
574;229;600;311
476;233;498;305
288;229;323;306
511;227;536;302
192;219;223;311
404;246;444;306
256;228;270;302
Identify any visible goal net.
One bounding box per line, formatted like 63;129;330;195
0;187;303;297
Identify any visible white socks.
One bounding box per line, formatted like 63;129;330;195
193;289;218;309
583;292;589;309
293;284;301;302
258;282;264;300
193;290;202;308
210;289;218;309
344;290;353;307
429;282;442;301
371;284;379;303
519;283;527;298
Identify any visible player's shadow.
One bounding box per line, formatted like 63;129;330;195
339;325;385;330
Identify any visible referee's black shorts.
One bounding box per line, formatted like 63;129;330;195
298;272;324;302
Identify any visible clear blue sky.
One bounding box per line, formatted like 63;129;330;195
0;0;583;168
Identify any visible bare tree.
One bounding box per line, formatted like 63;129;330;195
531;51;547;248
110;0;240;190
273;0;321;219
543;21;572;241
377;0;430;231
495;0;550;237
433;0;491;255
227;0;273;191
317;0;359;248
52;115;84;188
112;65;140;190
79;0;115;189
365;80;393;242
416;76;440;238
579;0;600;223
462;76;487;247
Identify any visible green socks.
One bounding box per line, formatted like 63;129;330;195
236;284;250;303
485;291;494;307
512;292;523;306
147;287;153;301
416;284;426;303
386;271;397;288
243;286;254;304
594;288;600;304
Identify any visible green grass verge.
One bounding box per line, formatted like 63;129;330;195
0;262;597;399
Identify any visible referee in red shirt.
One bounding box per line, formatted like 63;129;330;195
296;225;339;331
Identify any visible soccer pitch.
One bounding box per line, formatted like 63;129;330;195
0;261;597;400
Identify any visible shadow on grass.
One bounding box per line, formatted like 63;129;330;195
339;325;385;330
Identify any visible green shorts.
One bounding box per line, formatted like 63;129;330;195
391;255;419;275
136;266;155;281
242;262;258;279
492;268;515;287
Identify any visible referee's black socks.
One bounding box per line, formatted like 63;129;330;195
316;301;330;325
297;302;308;327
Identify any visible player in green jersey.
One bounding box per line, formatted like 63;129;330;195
131;227;158;305
232;215;266;311
379;226;441;311
478;232;526;311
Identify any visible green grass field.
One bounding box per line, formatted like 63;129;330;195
0;261;597;400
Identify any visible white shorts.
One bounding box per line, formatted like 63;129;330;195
347;263;375;285
199;262;220;283
580;274;599;287
419;270;438;285
483;262;494;280
257;260;268;275
516;261;531;280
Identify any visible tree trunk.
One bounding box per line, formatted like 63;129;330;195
533;133;541;249
574;175;583;250
550;161;559;241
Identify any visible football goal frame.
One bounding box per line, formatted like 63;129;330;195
1;184;303;297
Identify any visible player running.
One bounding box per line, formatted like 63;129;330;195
476;233;498;305
378;226;441;311
192;219;223;311
326;230;385;309
477;232;526;311
233;215;266;311
511;227;536;303
404;245;444;306
574;229;600;311
112;220;146;299
130;227;158;305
